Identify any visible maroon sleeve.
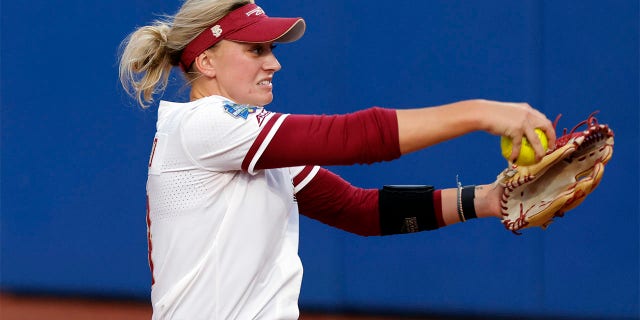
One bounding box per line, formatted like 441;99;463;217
296;167;381;236
248;107;401;170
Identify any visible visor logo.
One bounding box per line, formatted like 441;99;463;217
211;25;222;38
246;7;265;17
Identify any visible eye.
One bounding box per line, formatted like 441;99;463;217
250;45;264;55
250;44;277;55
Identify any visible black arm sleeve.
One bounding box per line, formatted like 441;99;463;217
378;185;438;235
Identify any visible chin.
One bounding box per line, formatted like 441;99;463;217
235;93;273;107
254;96;274;107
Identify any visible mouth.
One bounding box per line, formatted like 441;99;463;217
257;79;273;87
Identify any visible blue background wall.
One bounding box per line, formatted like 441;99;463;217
1;1;638;319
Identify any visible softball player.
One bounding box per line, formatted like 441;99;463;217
119;1;556;319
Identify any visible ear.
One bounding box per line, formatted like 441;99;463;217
193;50;216;78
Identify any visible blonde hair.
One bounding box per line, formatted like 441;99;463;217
118;0;254;108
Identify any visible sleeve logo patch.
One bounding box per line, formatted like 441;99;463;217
223;102;259;120
255;109;271;126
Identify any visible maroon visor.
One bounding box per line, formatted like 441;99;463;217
180;3;306;71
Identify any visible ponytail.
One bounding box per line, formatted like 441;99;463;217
118;0;254;108
119;21;177;108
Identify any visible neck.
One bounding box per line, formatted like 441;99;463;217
190;80;221;101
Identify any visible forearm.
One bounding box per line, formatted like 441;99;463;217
396;100;485;154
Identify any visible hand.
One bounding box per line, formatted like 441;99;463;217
475;100;557;163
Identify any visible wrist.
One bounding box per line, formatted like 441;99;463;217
456;183;478;222
473;184;502;218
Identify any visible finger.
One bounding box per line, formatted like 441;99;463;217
530;110;557;150
539;121;557;151
509;132;523;163
524;126;546;162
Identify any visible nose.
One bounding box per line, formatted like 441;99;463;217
264;52;281;72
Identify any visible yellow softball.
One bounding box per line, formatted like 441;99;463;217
501;128;549;166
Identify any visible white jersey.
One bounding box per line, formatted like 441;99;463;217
146;95;318;319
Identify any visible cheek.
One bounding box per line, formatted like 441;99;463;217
229;64;254;85
219;65;250;87
215;54;263;98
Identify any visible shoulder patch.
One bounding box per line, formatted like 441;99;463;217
223;102;259;120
